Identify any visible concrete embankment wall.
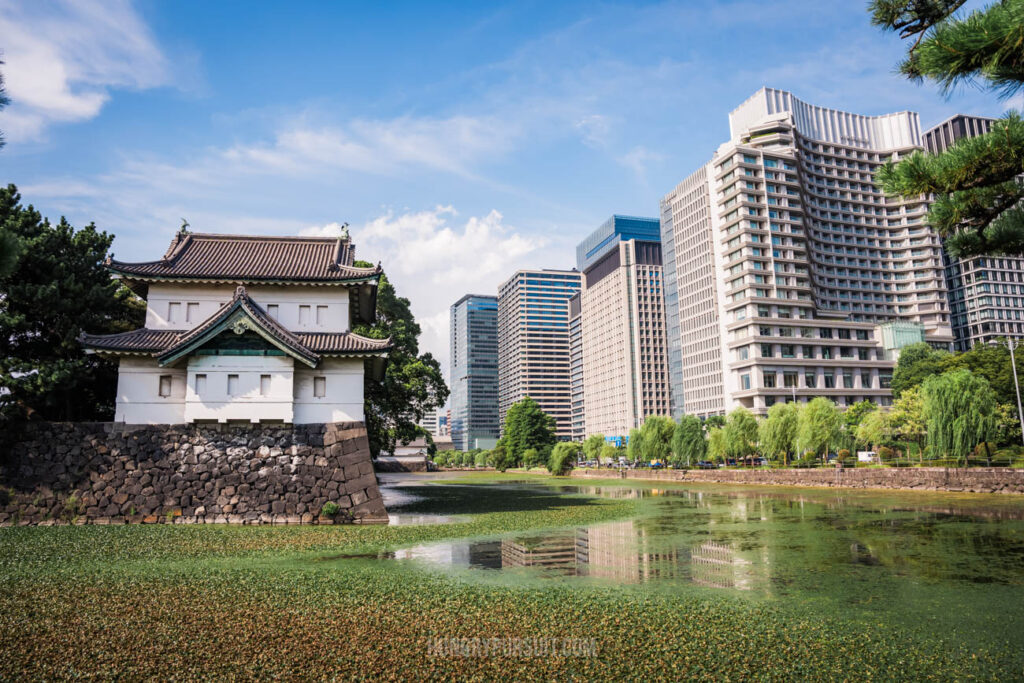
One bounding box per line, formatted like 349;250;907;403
567;466;1024;494
0;421;387;526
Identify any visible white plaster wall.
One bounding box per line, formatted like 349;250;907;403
184;355;295;423
114;357;187;424
293;358;365;423
145;283;350;333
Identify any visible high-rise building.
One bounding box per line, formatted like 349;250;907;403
576;218;671;437
449;294;499;451
568;292;586;442
925;114;1024;351
661;87;954;417
576;214;663;271
497;269;582;440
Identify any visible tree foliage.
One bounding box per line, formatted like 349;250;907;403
844;401;879;430
635;416;676;463
856;410;893;450
671;415;706;466
583;433;605;463
923;368;997;463
871;0;1024;95
547;442;578;475
0;185;144;421
707;427;726;462
723;407;759;459
759;402;799;464
797;398;843;459
353;263;448;457
871;0;1024;256
626;427;643;462
891;342;949;397
498;396;556;466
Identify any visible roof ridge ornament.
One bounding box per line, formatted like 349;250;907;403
234;284;247;298
180;218;190;234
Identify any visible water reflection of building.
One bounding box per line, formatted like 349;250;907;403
690;541;754;590
501;534;579;573
577;520;684;583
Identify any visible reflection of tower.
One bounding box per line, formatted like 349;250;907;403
468;541;503;569
501;534;578;573
690;541;753;590
577;521;683;583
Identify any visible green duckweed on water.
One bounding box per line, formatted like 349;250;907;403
2;472;1023;680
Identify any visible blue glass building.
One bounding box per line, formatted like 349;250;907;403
450;294;500;451
575;215;662;271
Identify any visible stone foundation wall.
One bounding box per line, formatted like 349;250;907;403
0;421;388;526
567;466;1024;494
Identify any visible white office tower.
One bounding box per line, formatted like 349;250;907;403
660;88;953;417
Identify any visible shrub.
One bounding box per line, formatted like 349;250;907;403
321;502;340;517
877;446;894;462
837;449;851;463
547;443;577;475
522;448;542;469
491;444;513;472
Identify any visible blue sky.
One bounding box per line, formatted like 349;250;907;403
0;0;1015;374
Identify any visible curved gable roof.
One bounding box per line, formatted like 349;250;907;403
107;232;381;284
157;285;321;367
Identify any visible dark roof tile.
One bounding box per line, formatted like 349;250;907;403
107;232;380;283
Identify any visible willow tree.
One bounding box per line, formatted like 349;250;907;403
637;416;676;464
707;427;727;463
672;415;707;467
922;369;997;465
797;397;843;461
871;0;1024;256
724;407;759;463
759;402;799;466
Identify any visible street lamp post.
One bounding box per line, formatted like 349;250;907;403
991;338;1024;447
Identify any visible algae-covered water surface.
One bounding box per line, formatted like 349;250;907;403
2;472;1023;679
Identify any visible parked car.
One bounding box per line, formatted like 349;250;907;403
697;460;716;469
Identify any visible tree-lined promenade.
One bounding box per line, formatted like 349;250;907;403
440;343;1024;473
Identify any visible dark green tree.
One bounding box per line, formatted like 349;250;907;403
944;339;1023;406
0;185;144;421
353;263;448;457
871;0;1024;256
891;341;949;396
498;396;556;465
671;415;707;466
705;414;726;429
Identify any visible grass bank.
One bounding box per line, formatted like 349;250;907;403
1;475;1019;679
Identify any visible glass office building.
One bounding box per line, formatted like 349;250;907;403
576;215;662;271
449;294;499;451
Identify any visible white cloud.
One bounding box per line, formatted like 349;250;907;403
618;145;664;182
0;0;171;141
304;206;567;377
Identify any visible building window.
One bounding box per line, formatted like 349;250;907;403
316;305;328;326
783;372;798;388
158;375;172;397
738;346;749;360
741;374;751;390
823;372;835;389
763;371;777;388
313;376;327;398
168;302;181;324
843;371;854;389
299;305;311;325
805;372;817;388
260;374;271;397
194;374;207;394
227;374;239;396
861;371;872;388
186;302;199;323
266;304;279;320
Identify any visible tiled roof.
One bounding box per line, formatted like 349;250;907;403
106;232;381;283
79;287;392;363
